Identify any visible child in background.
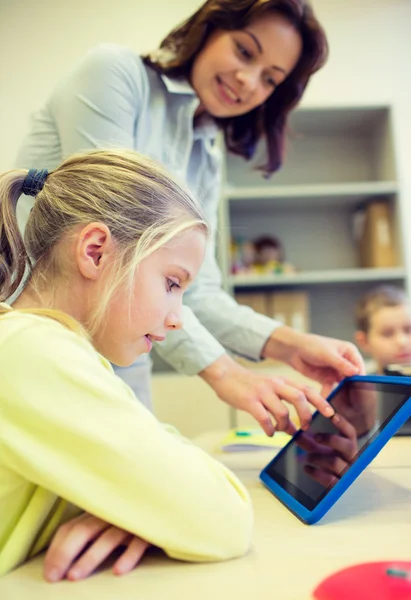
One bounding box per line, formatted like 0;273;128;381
354;285;411;374
296;285;411;489
0;149;256;581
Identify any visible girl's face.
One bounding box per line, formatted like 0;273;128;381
191;12;302;118
93;228;206;366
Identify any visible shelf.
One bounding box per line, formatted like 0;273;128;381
229;267;406;288
218;105;406;343
287;105;390;136
224;181;398;209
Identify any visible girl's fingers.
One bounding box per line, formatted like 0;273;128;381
44;514;109;582
112;536;150;576
44;512;150;582
66;526;130;581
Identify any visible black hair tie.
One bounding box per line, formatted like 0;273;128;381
22;168;49;197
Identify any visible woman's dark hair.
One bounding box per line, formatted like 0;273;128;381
143;0;328;176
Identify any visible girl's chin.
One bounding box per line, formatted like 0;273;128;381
104;347;146;368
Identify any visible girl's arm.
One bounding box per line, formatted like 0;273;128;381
0;316;253;565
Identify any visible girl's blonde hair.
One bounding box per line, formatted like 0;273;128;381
0;149;207;334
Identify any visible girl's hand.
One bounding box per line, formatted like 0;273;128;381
200;354;335;436
44;513;149;582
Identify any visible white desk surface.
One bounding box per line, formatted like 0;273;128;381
0;435;410;600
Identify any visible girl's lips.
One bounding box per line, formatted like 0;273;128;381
144;334;166;351
148;335;166;342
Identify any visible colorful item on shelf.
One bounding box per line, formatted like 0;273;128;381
230;235;296;275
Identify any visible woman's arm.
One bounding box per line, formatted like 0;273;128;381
17;44;145;165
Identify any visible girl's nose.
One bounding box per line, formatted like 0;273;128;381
165;311;183;331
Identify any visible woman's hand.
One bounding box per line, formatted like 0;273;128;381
200;354;335;436
44;513;149;582
262;326;365;398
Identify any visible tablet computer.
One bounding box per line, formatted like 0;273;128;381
259;375;411;524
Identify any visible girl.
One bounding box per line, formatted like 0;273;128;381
15;0;364;433
0;149;258;579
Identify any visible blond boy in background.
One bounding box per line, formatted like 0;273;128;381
355;285;411;374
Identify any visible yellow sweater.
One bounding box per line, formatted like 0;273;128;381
0;309;253;576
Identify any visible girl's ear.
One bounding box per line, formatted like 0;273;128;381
76;223;115;281
354;330;370;354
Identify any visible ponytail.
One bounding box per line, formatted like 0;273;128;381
0;171;32;301
0;150;207;334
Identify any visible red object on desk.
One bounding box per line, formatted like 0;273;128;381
313;561;411;600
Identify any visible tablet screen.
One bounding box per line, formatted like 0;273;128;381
264;381;410;510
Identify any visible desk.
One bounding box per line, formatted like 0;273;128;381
0;435;410;600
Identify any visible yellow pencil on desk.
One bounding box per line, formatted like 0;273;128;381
219;428;291;452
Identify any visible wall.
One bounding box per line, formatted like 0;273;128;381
0;0;202;171
306;0;411;275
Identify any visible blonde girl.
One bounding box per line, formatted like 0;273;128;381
0;149;254;580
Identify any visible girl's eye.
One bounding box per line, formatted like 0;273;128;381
167;278;180;292
236;42;252;60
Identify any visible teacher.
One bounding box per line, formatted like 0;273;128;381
15;0;364;434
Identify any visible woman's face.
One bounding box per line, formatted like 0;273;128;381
191;13;302;118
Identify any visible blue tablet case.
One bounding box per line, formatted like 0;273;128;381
259;375;411;524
